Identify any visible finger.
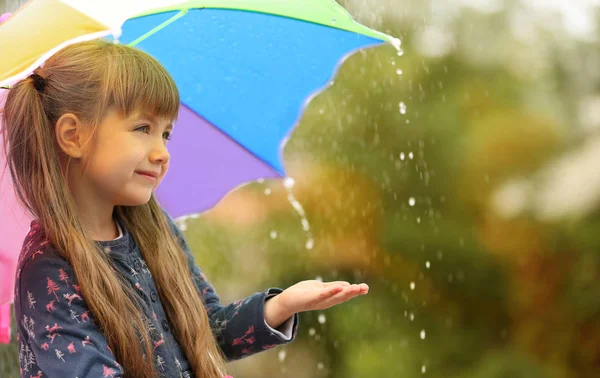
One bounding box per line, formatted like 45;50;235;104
317;284;344;301
318;285;367;308
323;281;351;288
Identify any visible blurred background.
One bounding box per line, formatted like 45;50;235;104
2;0;600;377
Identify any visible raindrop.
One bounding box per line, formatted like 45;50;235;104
317;362;324;370
264;188;272;195
318;108;325;115
422;365;427;374
309;327;316;336
410;282;416;290
408;197;416;206
399;102;407;114
318;314;326;324
316;276;323;282
400;152;405;160
397;49;404;56
409;312;415;321
278;350;287;362
283;177;295;189
425;261;431;269
177;220;188;231
305;238;314;250
417;217;421;224
408;152;414;159
270;230;278;239
283;176;314;252
396;68;403;75
420;330;426;339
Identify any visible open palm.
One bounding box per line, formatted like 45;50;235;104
276;280;369;314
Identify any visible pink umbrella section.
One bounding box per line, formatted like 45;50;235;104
0;12;11;24
1;88;33;344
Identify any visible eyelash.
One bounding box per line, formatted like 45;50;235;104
135;124;172;140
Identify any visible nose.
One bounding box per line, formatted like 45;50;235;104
149;139;170;166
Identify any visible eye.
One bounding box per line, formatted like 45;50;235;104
135;124;150;134
135;125;171;141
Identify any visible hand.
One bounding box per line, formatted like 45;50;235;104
264;280;369;329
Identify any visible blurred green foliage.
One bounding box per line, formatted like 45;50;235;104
2;1;600;377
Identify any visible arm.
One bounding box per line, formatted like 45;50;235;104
163;212;299;360
15;251;123;377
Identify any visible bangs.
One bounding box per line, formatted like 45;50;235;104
101;45;180;122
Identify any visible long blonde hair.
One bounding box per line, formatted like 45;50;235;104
1;40;227;377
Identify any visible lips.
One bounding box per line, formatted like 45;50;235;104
136;170;159;179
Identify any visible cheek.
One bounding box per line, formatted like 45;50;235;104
153;161;168;183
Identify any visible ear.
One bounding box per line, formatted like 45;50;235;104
55;113;90;159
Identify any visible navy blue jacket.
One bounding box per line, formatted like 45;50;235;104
14;212;298;377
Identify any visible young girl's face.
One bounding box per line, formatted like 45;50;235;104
78;108;173;207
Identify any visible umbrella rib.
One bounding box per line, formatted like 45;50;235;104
128;9;188;47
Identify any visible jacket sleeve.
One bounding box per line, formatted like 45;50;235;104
14;251;123;377
164;212;299;361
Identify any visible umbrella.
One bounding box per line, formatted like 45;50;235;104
0;0;396;340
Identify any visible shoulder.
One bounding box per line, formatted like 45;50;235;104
161;209;188;244
15;220;70;283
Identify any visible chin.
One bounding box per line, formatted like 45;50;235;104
119;193;153;207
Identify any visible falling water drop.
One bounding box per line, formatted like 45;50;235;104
409;312;415;321
425;261;431;269
400;152;405;160
422;365;427;374
270;230;278;239
278;350;287;362
305;238;314;250
420;330;426;340
283;177;295;189
264;188;272;195
317;362;324;370
315;276;323;282
408;152;414;159
283;176;314;251
399;102;407;114
410;282;416;290
318;314;326;324
309;328;316;336
396;68;403;75
408;197;416;206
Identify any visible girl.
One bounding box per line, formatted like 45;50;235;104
1;40;369;378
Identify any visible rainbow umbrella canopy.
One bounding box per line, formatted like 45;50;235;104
0;0;395;325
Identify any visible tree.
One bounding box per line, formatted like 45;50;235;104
59;269;70;287
46;277;60;302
